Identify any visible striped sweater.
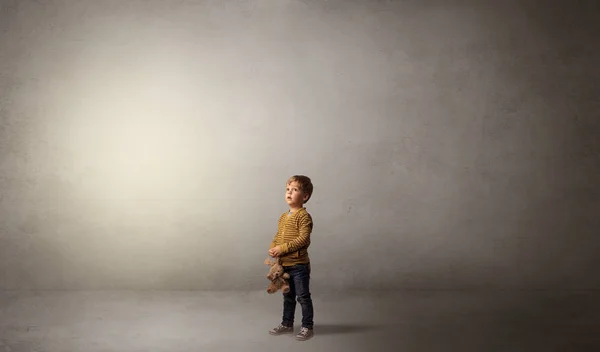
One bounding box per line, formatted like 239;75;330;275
269;207;314;266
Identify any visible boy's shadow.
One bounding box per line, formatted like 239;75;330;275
315;323;380;335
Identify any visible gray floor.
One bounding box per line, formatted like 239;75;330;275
1;290;598;352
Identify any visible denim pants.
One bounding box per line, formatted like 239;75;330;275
281;263;313;329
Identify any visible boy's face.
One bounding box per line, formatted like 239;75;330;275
286;181;308;208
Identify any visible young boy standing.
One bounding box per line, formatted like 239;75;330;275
268;175;315;341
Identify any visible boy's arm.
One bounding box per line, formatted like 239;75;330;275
269;214;282;249
269;230;278;250
280;214;313;255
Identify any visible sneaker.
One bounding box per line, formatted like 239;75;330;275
268;324;293;335
295;327;314;341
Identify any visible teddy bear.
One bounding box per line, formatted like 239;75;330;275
264;257;290;294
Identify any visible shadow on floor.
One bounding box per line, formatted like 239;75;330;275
315;323;381;335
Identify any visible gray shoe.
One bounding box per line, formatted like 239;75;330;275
269;324;293;335
295;327;314;341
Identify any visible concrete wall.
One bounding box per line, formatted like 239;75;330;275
0;0;598;291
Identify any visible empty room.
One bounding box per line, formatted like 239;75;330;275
1;0;599;351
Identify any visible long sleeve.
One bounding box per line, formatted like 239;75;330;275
281;213;313;255
269;214;283;249
269;230;278;249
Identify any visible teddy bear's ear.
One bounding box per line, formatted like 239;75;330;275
264;258;273;265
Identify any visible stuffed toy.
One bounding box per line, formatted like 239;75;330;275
264;257;290;294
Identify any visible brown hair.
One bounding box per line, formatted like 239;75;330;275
287;175;313;204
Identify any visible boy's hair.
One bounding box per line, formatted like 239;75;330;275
287;175;313;204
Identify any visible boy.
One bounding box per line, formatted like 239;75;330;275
267;175;315;341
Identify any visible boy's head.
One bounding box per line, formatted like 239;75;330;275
286;175;313;207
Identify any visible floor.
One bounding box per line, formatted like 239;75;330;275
0;289;598;352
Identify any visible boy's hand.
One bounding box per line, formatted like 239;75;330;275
269;246;282;257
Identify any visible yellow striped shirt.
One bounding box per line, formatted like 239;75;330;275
269;207;313;266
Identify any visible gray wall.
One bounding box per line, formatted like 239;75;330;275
0;0;598;291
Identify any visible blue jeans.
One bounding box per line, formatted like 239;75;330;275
281;263;313;329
